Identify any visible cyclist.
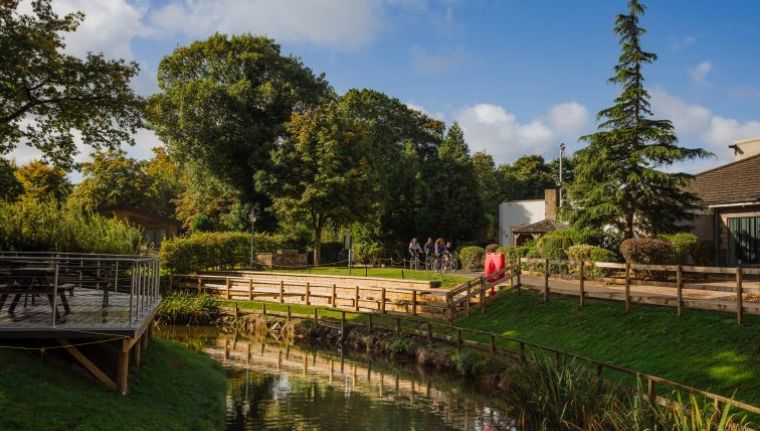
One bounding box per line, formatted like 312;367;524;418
423;237;435;269
408;237;423;269
444;241;456;271
434;238;446;270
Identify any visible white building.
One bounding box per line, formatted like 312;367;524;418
499;188;561;246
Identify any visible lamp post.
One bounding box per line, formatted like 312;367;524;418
559;142;566;207
249;209;257;268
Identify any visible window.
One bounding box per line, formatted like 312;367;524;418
728;216;760;266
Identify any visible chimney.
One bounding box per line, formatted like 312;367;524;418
730;137;760;161
544;188;559;221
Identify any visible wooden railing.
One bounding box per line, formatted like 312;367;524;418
516;257;760;324
227;303;760;419
171;263;518;321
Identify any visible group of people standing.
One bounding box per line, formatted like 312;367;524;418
408;237;455;270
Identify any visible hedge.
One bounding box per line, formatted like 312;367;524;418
0;198;141;254
619;237;674;280
459;246;485;271
160;232;284;274
567;244;617;278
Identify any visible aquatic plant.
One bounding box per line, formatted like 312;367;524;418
156;292;221;325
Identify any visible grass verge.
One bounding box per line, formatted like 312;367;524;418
456;289;760;406
0;339;227;430
274;266;472;288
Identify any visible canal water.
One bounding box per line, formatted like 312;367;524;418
158;326;512;430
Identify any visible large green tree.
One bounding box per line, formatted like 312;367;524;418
261;102;376;264
0;0;143;168
0;159;23;201
147;34;333;231
68;150;153;211
564;0;709;238
15;160;71;201
471;151;500;241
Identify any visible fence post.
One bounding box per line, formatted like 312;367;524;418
225;277;231;300
287;305;291;321
736;266;744;325
332;284;337;307
624;262;631;314
676;265;683;316
341;311;346;335
197;277;202;294
395;317;401;334
579;260;585;308
489;334;495;357
381;288;386;314
248;279;253;300
516;257;522;293
262;302;267;316
479;277;486;313
456;328;462;351
305;282;311;306
279;281;284;304
465;284;471;316
427;322;433;342
354;286;360;312
368;313;373;331
543;258;550;303
313;308;318;325
412;290;417;316
647;377;655;401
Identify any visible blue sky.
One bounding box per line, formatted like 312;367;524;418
13;0;760;173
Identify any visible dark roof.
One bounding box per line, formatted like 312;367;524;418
689;153;760;206
512;219;567;234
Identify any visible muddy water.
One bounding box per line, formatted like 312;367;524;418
157;326;513;430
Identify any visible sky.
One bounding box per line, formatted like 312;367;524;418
11;0;760;175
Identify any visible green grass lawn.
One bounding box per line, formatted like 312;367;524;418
456;289;760;406
275;266;473;288
0;339;227;430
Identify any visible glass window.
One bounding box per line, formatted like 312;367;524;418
728;216;760;265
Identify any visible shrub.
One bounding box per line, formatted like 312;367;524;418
619;238;674;280
484;243;500;253
0;198;140;253
459;246;485;270
319;242;345;265
568;244;617;278
156;292;220;325
160;231;282;273
692;240;715;266
191;213;213;232
659;232;699;264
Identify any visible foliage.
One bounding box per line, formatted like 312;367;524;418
319;242;345;265
156;292;221;325
563;0;710;238
14;160;70;201
143;147;184;217
67;149;152;211
568;244;617;278
0;0;143;169
174;163;241;229
261;100;377;264
160;231;263;273
0;198;140;253
660;232;700;265
619;237;673;264
471;152;500;241
447;349;483;376
0;159;23;201
147;33;333;231
191;213;213;232
387;335;414;359
535;228;602;261
459;246;485;270
693;240;715;266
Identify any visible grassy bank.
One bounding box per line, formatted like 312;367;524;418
276;266;472;288
0;339;227;430
456;289;760;406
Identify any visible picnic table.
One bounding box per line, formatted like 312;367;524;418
0;265;75;318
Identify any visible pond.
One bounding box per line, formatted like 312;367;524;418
157;326;512;431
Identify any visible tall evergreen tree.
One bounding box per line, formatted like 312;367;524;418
564;0;710;238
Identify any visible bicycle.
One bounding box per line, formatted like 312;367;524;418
409;252;421;270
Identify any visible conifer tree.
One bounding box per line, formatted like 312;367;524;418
564;0;710;238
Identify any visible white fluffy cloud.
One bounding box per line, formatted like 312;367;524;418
688;61;712;87
454;102;589;163
651;88;760;169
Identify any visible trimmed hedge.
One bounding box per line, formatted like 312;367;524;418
0;198;141;254
659;232;698;264
459;246;485;270
619;237;674;280
160;232;284;273
567;244;617;278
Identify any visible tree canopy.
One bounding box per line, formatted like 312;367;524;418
67;150;153;211
15;160;70;201
0;0;144;169
564;0;710;238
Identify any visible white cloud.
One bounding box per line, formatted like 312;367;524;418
148;0;384;50
454;102;590;163
406;103;445;121
651;88;760;168
409;45;467;74
688;61;712;87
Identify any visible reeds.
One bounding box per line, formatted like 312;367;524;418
156;292;221;325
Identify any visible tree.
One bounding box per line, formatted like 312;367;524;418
147;34;333;231
144;147;184;217
0;159;23;201
564;0;710;238
418;122;485;241
261;102;376;264
1;0;143;169
67;150;152;211
471;151;500;241
15;160;70;200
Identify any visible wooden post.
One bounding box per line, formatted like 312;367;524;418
676;265;683;316
341;311;346;333
456;328;462;351
465;285;471;316
248;279;253;300
305;282;311;306
225;278;231;300
197;277;202;294
543;258;550;303
332;284;337;307
479;277;486;313
279;281;284;304
395;317;401;334
381;288;386;314
489;334;495;357
579;260;585;308
519;342;525;361
647;378;655;401
118;338;131;395
262;302;267;315
624;262;631;314
736;266;744;325
354;286;360;312
313;307;318;325
412;290;417;316
516;257;522;289
368;313;373;331
287;305;291;321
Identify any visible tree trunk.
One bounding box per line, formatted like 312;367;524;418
624;212;635;239
313;217;323;266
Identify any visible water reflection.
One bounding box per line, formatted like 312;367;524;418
158;326;512;431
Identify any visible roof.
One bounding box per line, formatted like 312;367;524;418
689;153;760;206
512;219;567;234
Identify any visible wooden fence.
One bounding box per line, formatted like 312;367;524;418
227;303;760;419
517;257;760;324
171;264;517;321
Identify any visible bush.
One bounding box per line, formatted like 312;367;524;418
459;246;485;270
191;213;213;232
0;198;141;253
568;244;617;278
692;240;715;266
619;238;674;280
160;231;283;273
319;242;345;265
156;292;221;325
484;243;500;253
659;232;699;264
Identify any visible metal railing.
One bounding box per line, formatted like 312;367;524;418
0;252;160;329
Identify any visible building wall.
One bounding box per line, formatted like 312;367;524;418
498;200;545;246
